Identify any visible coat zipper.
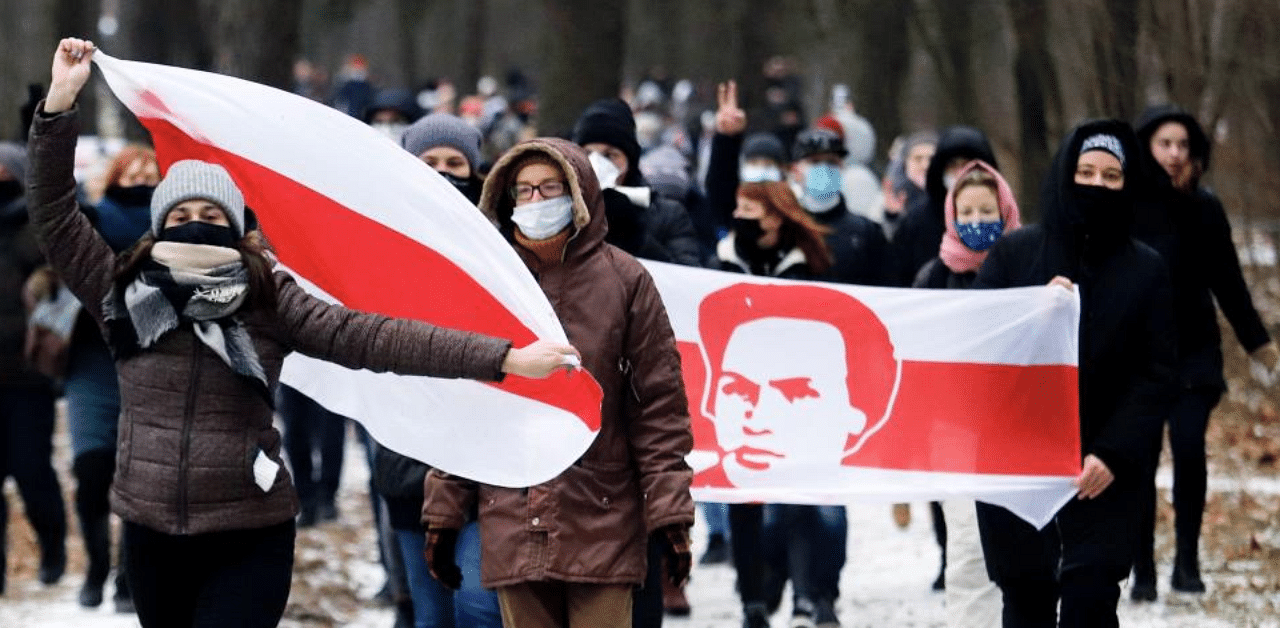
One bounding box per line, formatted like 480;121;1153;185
178;340;202;533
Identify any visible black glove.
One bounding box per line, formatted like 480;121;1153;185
425;528;462;590
659;524;693;587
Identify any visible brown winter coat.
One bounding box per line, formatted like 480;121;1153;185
27;105;512;536
423;138;694;587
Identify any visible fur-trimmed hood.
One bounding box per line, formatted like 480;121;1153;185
479;138;607;261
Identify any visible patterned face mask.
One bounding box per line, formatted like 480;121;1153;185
955;220;1004;251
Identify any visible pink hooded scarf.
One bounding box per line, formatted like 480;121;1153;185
939;160;1021;273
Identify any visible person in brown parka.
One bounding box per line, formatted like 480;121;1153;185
423;138;696;628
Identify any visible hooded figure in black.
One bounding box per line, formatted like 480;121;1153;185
1128;106;1276;600
891;126;998;286
572;98;704;268
972;119;1177;628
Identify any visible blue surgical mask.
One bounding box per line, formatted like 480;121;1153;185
740;163;782;183
803;163;842;205
511;196;574;240
956;220;1004;251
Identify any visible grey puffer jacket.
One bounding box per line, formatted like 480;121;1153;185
28;104;512;535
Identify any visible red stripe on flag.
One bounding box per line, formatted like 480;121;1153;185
139;117;602;431
680;340;1080;477
847;361;1080;476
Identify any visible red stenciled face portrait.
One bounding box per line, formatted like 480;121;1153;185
696;283;898;489
714;318;868;486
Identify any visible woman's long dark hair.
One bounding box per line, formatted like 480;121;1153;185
736;181;834;276
114;223;279;313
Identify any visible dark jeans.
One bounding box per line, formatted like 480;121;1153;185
977;478;1137;628
125;519;295;628
763;504;847;607
1135;386;1222;567
0;386;66;569
729;504;847;612
277;384;347;512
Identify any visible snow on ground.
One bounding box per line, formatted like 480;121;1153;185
1;431;1276;627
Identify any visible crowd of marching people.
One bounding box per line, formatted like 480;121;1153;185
1;36;1278;628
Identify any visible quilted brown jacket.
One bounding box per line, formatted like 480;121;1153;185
28;105;511;535
423;138;694;587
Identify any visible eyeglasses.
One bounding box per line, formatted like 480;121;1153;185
511;180;567;202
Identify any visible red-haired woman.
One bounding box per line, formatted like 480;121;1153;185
716;180;833;280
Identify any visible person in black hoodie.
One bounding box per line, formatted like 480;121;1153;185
973;120;1177;627
572;98;704;269
892;126;999;287
1128;106;1278;601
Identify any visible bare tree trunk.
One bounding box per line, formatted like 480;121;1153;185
538;0;627;137
200;0;303;89
1009;0;1060;221
52;0;99;134
1093;0;1139;120
855;1;912;168
914;0;979;125
458;0;486;98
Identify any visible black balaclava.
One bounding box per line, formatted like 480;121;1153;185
1041;119;1145;273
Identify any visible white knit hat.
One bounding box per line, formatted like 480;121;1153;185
150;160;246;236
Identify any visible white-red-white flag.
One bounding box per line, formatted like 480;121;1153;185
92;52;604;488
94;54;1082;527
641;261;1082;528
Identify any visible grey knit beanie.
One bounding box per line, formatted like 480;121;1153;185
151;160;246;236
0;142;27;184
399;113;483;170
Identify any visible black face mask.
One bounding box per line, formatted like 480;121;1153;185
733;218;765;250
440;171;481;204
1070;183;1127;234
0;179;22;205
105;184;156;208
159;221;238;248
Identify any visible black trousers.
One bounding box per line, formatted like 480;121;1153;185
277;384;347;511
631;533;665;628
125;519;295;628
977;477;1137;628
1134;386;1222;568
0;386;66;574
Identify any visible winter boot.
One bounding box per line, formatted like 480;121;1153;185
37;529;66;585
78;513;111;607
113;532;134;613
663;573;691;616
1171;536;1205;593
699;532;730;565
1129;555;1157;601
743;602;771;628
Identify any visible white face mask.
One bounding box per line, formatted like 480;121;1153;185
511;196;574;240
372;122;408;141
740;163;782;183
588;151;621;190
